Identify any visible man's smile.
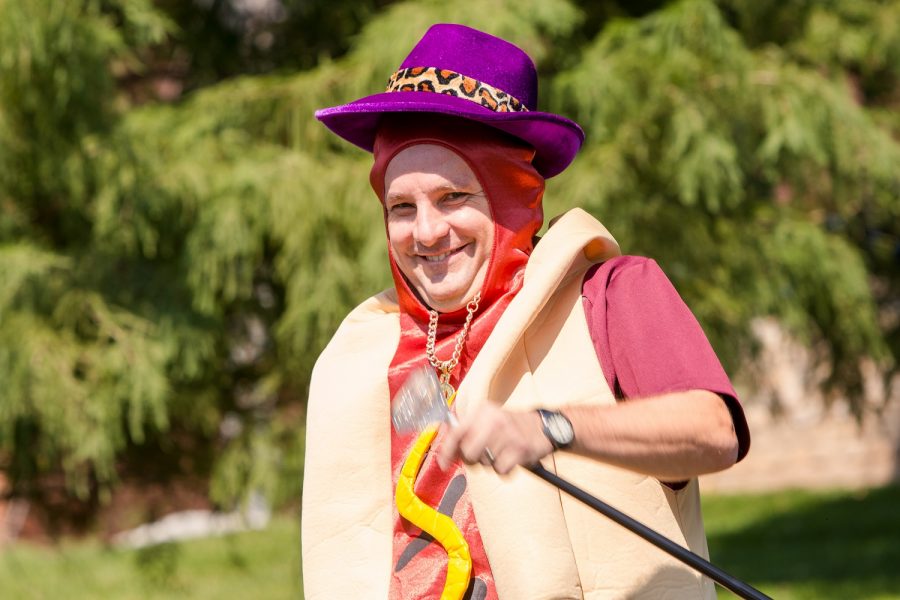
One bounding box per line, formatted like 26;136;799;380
417;244;470;264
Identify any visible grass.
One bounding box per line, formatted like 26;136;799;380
0;514;302;599
703;484;900;599
1;484;898;599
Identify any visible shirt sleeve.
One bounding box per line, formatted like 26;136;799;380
582;255;750;461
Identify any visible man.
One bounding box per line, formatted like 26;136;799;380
302;24;750;600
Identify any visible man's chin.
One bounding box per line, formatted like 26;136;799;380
418;288;470;313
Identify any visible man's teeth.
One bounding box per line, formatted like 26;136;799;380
424;251;452;262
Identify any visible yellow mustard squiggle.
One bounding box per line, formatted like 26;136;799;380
395;393;471;600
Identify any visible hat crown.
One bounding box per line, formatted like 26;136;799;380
398;24;538;111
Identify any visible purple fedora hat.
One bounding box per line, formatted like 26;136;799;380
314;23;584;178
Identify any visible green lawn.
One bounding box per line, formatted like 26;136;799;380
1;484;898;599
704;484;900;599
0;515;303;599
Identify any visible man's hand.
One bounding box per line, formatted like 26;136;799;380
436;403;553;475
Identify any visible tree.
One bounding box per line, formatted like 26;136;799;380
550;0;899;406
0;0;896;524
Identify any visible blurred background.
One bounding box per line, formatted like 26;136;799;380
0;0;897;598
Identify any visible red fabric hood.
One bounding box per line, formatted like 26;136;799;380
370;115;545;399
372;115;547;600
370;114;545;324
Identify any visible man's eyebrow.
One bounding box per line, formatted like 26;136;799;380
386;182;475;202
437;181;486;194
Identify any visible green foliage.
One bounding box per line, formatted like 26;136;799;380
550;0;898;398
0;0;897;515
0;0;170;243
722;0;900;91
0;0;588;510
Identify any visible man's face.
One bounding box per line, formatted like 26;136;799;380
384;144;494;313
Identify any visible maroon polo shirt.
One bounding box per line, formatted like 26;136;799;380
582;255;750;461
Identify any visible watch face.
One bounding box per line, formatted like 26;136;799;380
541;410;574;448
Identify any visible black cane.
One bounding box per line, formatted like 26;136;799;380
527;463;771;600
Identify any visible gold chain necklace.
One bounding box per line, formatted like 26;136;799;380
425;292;481;398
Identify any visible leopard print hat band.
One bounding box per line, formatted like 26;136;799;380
386;67;529;114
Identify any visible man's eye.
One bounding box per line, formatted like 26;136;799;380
388;202;415;214
444;192;469;202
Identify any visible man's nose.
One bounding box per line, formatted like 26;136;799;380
414;203;450;246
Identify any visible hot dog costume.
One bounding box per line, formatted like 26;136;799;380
303;24;748;600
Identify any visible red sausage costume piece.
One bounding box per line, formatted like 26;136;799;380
371;115;545;599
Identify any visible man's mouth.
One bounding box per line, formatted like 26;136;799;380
423;251;451;262
419;245;467;263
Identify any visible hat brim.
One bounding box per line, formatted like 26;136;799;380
315;91;584;178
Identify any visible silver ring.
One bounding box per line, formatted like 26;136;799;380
483;447;495;463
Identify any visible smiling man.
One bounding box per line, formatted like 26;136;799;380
302;24;750;600
384;144;494;313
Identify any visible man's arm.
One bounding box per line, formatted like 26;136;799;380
436;389;739;480
437;256;746;479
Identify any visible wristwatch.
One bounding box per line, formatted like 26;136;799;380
536;409;575;450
